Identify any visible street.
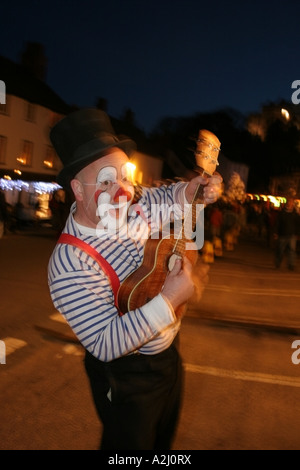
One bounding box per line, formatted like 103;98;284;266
0;227;300;450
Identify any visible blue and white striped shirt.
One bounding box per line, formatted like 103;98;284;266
48;182;188;362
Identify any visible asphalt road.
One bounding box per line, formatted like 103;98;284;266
0;227;300;451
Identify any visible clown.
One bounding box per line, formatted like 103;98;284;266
48;108;222;451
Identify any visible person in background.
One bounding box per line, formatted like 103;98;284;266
49;188;70;237
209;202;223;239
274;197;300;271
47;108;222;450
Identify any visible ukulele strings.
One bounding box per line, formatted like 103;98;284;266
172;182;201;254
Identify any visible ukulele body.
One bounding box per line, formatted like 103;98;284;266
117;232;198;317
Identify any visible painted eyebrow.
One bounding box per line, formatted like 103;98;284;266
97;166;117;181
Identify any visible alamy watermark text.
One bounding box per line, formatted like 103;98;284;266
0;80;6;104
0;340;6;364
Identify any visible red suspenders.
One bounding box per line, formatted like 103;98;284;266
57;233;122;314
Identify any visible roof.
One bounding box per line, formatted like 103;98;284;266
0;55;72;115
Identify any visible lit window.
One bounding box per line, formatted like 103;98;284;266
44;145;56;169
17;140;33;166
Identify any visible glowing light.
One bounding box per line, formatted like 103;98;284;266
43;160;53;168
268;195;280;207
278;197;287;204
125;162;136;184
281;108;290;121
14;169;22;175
246;193;289;208
16;157;26;165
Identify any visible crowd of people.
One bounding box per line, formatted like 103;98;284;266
203;195;300;270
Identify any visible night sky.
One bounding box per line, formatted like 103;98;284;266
1;0;300;133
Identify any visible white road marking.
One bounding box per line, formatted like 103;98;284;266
205;284;300;297
49;312;68;324
185;363;300;388
0;337;27;356
62;344;84;356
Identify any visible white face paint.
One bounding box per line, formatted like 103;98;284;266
96;166;117;190
95;165;134;233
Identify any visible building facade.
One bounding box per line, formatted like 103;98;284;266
0;54;72;182
0;52;73;223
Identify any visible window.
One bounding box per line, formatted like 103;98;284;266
43;145;56;169
0;135;7;164
17;140;33;166
25;102;36;122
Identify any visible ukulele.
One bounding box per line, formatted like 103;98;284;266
117;129;221;316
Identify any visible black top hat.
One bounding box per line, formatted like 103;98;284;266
50;108;137;187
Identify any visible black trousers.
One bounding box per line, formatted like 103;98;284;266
84;340;183;450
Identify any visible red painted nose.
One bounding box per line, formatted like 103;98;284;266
113;187;132;202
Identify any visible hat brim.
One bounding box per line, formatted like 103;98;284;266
56;138;136;187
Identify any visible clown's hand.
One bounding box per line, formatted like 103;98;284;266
161;257;195;313
186;173;222;206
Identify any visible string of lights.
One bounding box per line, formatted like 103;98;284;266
0;178;61;194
